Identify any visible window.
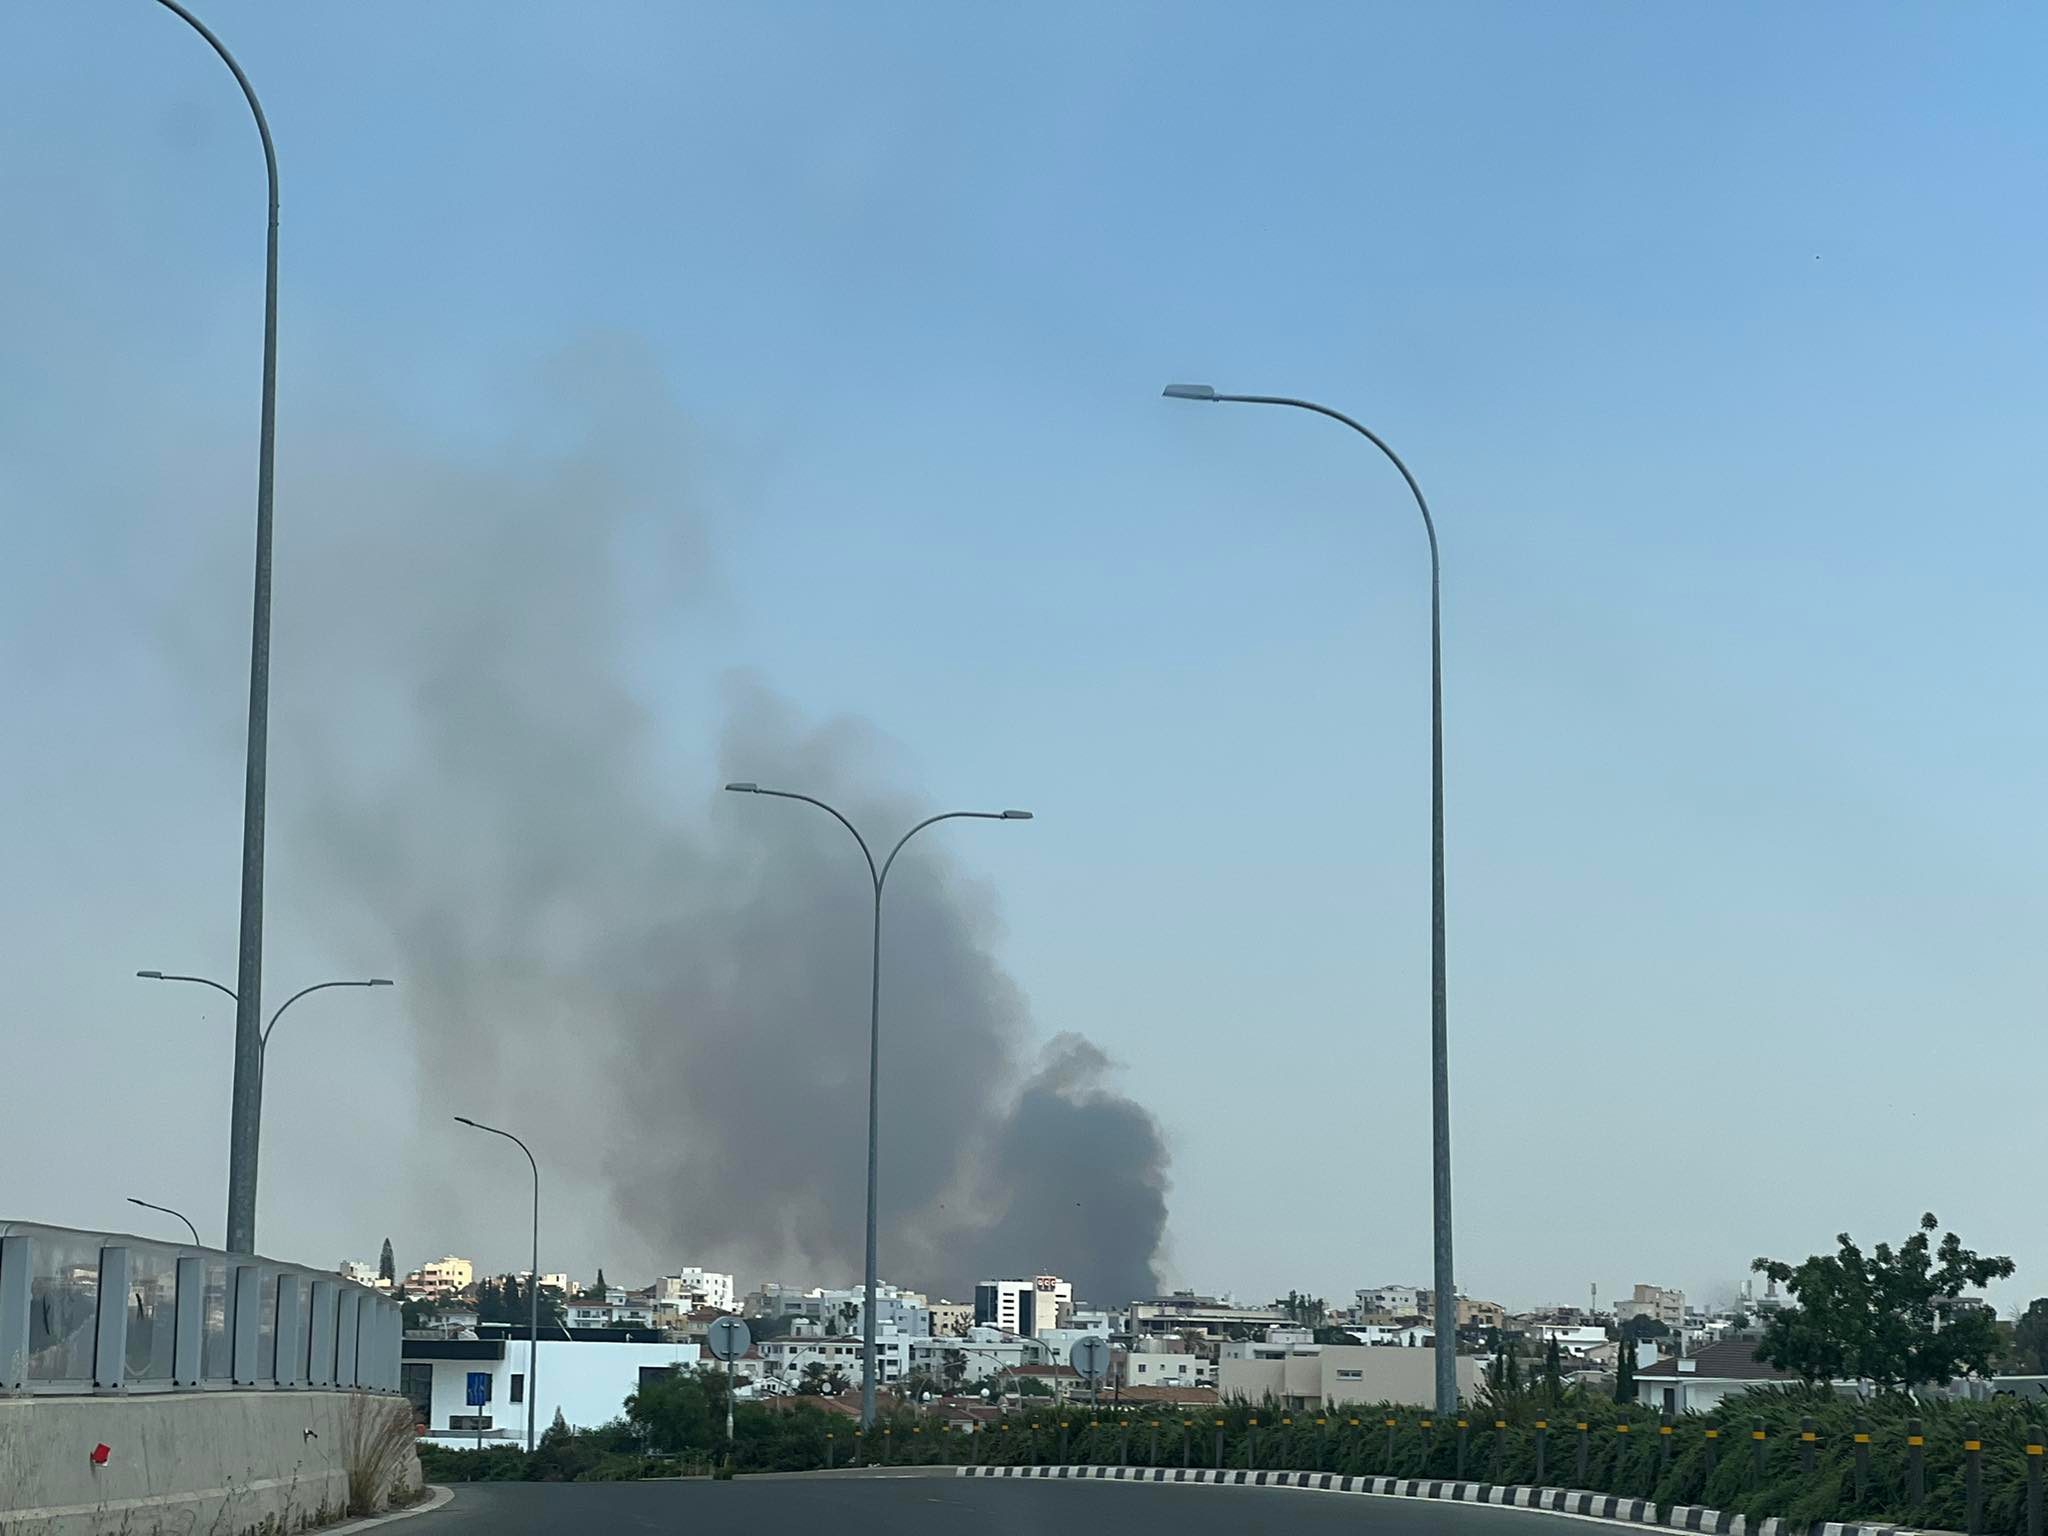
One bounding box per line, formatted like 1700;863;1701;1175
509;1373;525;1403
1136;1362;1147;1374
1336;1369;1362;1380
400;1363;434;1426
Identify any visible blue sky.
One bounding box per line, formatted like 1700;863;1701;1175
2;2;2043;1310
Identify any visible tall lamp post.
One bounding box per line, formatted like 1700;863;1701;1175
126;1196;202;1248
1163;382;1458;1415
141;0;284;1258
455;1116;540;1454
724;782;1032;1429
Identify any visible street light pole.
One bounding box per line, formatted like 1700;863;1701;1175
143;0;283;1258
455;1117;540;1454
126;1196;202;1248
1163;382;1458;1415
725;783;1032;1430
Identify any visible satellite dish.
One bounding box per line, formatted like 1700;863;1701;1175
707;1316;753;1362
1069;1335;1110;1383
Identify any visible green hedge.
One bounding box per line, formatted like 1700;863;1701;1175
415;1384;2046;1533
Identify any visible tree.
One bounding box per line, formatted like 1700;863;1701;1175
1544;1336;1562;1400
1752;1213;2015;1389
592;1268;609;1298
1614;1337;1636;1403
797;1362;830;1396
378;1239;395;1285
1273;1290;1328;1329
2012;1299;2048;1375
1620;1314;1671;1345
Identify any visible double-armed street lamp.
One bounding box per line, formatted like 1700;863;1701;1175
724;782;1032;1429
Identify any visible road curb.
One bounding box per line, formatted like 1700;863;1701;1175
318;1484;455;1532
953;1465;1957;1536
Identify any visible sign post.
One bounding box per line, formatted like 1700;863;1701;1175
707;1317;753;1451
1070;1336;1110;1411
465;1372;491;1451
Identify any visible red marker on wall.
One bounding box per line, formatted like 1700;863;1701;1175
90;1444;111;1466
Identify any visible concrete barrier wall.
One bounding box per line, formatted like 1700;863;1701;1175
0;1389;422;1536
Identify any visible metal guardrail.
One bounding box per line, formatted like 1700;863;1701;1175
0;1221;401;1395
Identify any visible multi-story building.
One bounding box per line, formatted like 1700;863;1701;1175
1032;1275;1074;1333
975;1275;1073;1337
1119;1337;1216;1389
654;1267;735;1314
911;1329;1049;1386
1128;1292;1288;1339
1357;1285;1427;1318
929;1300;974;1337
1458;1298;1507;1331
405;1256;475;1298
566;1300;655;1329
1221;1342;1481;1410
1616;1284;1685;1330
340;1259;382;1287
752;1281;927;1339
976;1280;1034;1335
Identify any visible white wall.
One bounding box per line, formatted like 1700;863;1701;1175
1221;1345;1480;1407
416;1338;703;1441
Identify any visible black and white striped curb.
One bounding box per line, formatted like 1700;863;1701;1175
953;1464;1951;1536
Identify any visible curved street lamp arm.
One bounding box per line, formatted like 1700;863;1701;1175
878;811;1011;890
262;978;390;1050
741;788;881;890
126;1196;202;1248
1205;393;1440;578
137;972;240;1005
454;1117;539;1185
149;1;279;209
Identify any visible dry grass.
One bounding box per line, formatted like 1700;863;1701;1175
340;1392;421;1516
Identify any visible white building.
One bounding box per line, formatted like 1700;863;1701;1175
1121;1345;1214;1390
910;1331;1047;1386
1343;1323;1437;1348
761;1335;865;1388
402;1334;703;1442
1527;1323;1611;1357
754;1281;927;1339
975;1275;1071;1336
760;1326;916;1389
566;1301;654;1329
655;1267;735;1313
1633;1337;1795;1414
339;1260;382;1287
1221;1344;1480;1409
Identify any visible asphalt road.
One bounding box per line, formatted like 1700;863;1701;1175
414;1471;1608;1536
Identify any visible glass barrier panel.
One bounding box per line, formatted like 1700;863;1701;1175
126;1245;180;1384
26;1236;100;1383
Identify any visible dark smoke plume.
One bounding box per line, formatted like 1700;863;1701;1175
272;343;1170;1302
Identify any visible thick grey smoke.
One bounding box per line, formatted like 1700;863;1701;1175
270;342;1170;1303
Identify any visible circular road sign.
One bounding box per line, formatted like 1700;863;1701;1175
707;1316;753;1362
1070;1335;1110;1382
